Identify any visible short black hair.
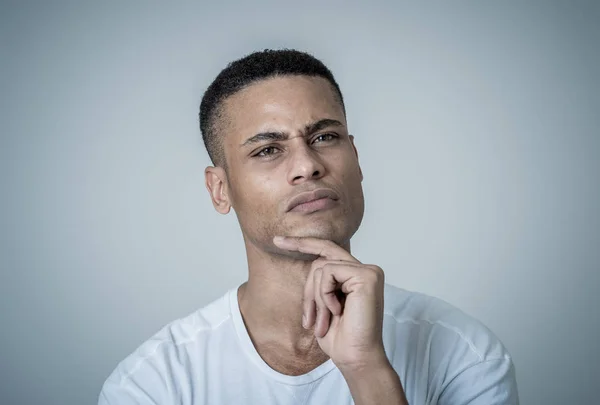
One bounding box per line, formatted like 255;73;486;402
199;49;346;167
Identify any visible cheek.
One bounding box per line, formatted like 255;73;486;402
236;174;281;213
337;154;361;182
338;158;364;210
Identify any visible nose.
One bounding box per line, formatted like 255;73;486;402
287;144;326;185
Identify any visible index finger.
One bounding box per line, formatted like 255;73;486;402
273;236;359;262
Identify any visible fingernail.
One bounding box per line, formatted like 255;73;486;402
302;314;307;328
273;236;285;243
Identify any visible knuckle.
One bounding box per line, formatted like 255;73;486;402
311;259;327;271
367;265;384;282
320;263;333;273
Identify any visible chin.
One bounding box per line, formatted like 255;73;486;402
276;208;362;245
284;222;346;243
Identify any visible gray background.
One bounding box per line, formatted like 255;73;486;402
1;1;599;404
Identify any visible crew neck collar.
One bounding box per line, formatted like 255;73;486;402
228;284;336;386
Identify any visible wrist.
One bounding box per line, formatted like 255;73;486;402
336;346;390;375
339;354;392;383
340;360;408;405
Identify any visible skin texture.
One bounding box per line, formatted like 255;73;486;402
204;75;407;403
205;75;363;367
211;75;364;254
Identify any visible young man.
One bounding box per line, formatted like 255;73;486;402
99;49;519;404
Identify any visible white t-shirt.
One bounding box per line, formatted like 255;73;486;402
99;284;519;404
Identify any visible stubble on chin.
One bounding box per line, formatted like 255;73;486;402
243;197;362;258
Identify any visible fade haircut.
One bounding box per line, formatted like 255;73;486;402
199;49;346;168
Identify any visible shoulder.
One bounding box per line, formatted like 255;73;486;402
382;284;519;403
99;290;233;404
383;283;511;362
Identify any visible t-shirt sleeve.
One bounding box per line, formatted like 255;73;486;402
97;354;174;405
98;380;155;405
438;357;519;405
98;374;168;405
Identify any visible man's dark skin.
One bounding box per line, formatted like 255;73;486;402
204;75;408;404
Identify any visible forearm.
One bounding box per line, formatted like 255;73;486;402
340;360;408;405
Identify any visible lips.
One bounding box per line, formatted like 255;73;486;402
286;188;340;212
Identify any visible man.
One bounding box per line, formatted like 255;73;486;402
99;49;519;404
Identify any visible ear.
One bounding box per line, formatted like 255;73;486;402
205;166;232;214
349;135;363;182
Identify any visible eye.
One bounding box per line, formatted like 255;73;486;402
312;133;338;144
253;146;281;158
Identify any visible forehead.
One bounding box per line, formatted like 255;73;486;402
220;75;346;142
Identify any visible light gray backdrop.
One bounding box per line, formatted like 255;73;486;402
1;1;598;404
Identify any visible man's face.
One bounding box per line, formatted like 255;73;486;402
216;75;364;256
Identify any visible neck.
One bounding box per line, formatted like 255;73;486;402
237;235;351;354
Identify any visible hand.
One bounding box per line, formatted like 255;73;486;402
272;236;388;372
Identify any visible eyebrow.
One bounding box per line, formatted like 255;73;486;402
240;118;344;147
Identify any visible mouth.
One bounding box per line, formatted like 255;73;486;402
287;188;340;213
290;196;338;213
